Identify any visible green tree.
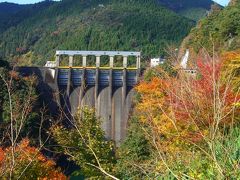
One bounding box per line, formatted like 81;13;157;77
0;66;38;146
116;117;153;179
52;107;116;179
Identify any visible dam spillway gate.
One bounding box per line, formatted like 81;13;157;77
18;51;141;143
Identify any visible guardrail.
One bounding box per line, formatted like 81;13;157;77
45;50;141;69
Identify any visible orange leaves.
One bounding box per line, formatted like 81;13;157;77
222;50;240;62
40;171;67;180
221;50;240;91
8;70;20;80
136;77;169;110
0;139;67;179
19;138;30;148
132;53;240;177
135;76;180;143
0;148;4;165
136;54;240;151
135;77;166;124
136;77;163;95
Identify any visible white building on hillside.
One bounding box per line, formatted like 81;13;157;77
45;61;56;68
150;57;165;67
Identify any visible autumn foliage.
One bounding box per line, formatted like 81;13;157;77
137;56;239;139
222;50;240;90
135;54;240;177
0;139;67;180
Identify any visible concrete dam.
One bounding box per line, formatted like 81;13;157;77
18;50;141;143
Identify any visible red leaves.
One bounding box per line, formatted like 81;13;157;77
136;54;240;145
196;55;222;81
175;56;238;126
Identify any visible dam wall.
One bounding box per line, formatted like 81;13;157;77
17;67;138;143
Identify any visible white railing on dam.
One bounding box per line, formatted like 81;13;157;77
45;50;141;69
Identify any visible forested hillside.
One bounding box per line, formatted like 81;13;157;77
0;0;198;65
0;1;55;33
181;0;240;58
0;2;29;33
158;0;215;21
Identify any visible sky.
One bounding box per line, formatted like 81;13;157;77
214;0;230;6
0;0;59;4
0;0;231;6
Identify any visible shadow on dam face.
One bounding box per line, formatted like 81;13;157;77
82;86;95;108
16;67;138;143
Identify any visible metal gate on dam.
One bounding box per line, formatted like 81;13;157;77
17;50;141;143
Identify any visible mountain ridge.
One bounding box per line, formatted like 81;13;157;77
0;2;29;14
0;0;215;65
0;1;56;33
